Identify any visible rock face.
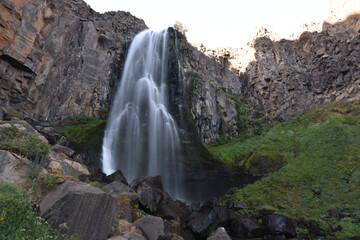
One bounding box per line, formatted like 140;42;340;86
40;180;120;240
176;14;360;143
0;0;146;121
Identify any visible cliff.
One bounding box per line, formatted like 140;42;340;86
177;14;360;143
0;0;146;121
1;0;359;145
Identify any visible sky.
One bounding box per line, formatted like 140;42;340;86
83;0;333;48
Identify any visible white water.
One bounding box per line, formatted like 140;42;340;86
101;29;183;198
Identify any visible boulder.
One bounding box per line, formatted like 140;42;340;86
134;215;164;240
108;231;146;240
187;198;229;238
50;144;75;158
265;214;296;238
130;176;165;212
230;216;263;238
35;125;59;145
40;181;120;240
107;170;128;185
48;152;90;177
106;181;137;202
156;196;184;225
0;150;32;186
207;227;231;240
130;175;164;191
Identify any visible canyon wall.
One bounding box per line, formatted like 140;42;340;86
1;0;359;144
0;0;146;121
177;14;360;143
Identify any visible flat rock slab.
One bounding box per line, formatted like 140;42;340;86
40;181;119;240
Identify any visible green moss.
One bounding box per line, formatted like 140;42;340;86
50;114;106;151
217;100;360;237
0;182;64;239
5;109;23;120
0;125;50;160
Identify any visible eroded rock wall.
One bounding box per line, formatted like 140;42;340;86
0;0;146;121
176;14;360;143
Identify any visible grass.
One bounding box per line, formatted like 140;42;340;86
0;182;65;239
0;124;50;160
208;100;360;238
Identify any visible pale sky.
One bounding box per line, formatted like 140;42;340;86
83;0;333;48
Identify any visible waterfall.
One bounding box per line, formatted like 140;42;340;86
101;29;183;199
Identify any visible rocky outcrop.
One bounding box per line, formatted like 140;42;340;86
175;14;360;143
0;0;146;121
40;180;120;240
0;150;32;185
241;14;360;122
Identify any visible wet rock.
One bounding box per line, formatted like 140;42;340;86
40;181;119;240
265;214;296;238
133;215;165;240
207;227;231;240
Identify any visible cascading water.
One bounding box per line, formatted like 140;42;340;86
102;29;183;199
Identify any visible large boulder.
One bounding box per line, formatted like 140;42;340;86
264;214;296;238
133;215;164;240
230;217;263;238
130;176;165;212
40;181;120;240
187;198;229;238
0;150;32;186
207;227;231;240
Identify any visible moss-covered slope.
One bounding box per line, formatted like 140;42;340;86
207;100;360;238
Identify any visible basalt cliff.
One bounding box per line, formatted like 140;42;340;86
1;0;359;145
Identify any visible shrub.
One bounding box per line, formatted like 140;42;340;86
0;182;63;239
0;125;50;160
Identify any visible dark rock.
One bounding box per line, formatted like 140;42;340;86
265;214;296;238
227;201;246;210
187;198;230;238
50;144;75;158
156;196;184;225
107;170;128;185
230;217;263;238
133;215;165;240
207;227;231;240
79;166;107;184
105;181;138;205
136;180;165;212
34;123;59;144
0;0;147;121
130;175;164;191
40;181;120;240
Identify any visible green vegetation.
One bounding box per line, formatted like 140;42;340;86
50;114;105;150
0;182;64;239
210;100;360;237
5;109;23;120
0;125;50;160
173;20;188;35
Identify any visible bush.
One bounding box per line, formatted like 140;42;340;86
173;20;188;35
0;125;50;160
0;182;63;239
